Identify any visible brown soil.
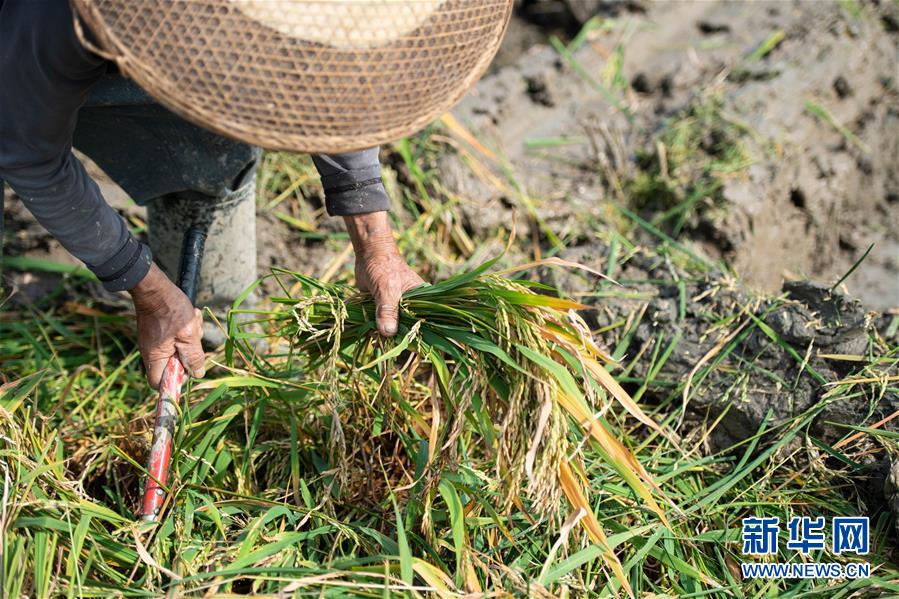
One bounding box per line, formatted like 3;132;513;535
443;0;898;310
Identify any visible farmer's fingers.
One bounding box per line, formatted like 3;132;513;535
375;295;401;337
145;357;169;390
175;309;206;379
402;273;427;292
175;340;206;379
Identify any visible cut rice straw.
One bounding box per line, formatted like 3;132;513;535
230;256;673;591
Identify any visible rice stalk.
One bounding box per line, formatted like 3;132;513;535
229;258;671;589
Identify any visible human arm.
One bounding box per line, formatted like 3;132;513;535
0;0;204;387
311;149;424;336
344;211;424;336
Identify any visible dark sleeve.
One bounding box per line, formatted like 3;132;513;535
0;0;151;291
311;148;391;216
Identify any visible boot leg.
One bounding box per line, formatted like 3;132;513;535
146;176;257;346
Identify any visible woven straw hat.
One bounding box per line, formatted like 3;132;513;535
72;0;513;154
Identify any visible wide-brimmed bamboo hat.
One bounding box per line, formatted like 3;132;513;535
72;0;513;154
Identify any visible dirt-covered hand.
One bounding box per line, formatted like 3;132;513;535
128;263;206;389
344;212;424;337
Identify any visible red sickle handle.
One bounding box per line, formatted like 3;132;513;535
138;225;206;522
140;356;186;521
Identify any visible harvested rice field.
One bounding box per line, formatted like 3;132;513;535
1;1;897;596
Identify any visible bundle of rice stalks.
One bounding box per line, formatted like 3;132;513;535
229;257;672;589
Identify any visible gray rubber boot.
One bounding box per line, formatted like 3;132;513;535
147;176;257;347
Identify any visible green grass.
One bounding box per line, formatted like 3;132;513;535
621;92;761;247
745;30;786;63
2;249;897;596
804;100;872;155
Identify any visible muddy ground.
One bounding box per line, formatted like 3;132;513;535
472;0;899;519
447;0;898;311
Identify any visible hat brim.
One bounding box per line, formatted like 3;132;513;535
72;0;512;154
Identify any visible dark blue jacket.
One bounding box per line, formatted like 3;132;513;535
0;0;389;291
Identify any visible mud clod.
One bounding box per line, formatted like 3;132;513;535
833;75;853;98
565;251;894;449
773;281;869;355
525;74;554;107
789;188;807;209
697;20;730;35
631;72;653;94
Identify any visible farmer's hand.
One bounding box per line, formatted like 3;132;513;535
344;212;424;337
128;263;206;389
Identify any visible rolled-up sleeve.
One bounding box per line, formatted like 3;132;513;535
312;148;391;216
0;0;151;291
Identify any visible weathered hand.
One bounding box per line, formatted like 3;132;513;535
344;212;424;337
128;263;206;389
355;249;424;337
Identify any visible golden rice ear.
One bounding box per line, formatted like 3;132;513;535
263;263;672;594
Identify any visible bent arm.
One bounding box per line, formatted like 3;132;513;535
0;0;151;291
311;148;425;336
2;154;152;291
